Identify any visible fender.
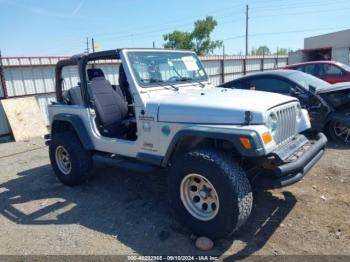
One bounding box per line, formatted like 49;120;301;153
51;113;94;150
161;126;265;167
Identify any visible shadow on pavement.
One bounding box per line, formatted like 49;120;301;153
326;141;350;150
0;164;296;257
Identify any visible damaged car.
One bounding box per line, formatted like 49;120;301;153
219;70;350;144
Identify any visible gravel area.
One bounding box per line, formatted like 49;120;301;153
0;138;349;259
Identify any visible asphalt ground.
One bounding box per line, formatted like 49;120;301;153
0;138;349;260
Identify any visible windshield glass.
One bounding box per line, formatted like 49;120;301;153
288;71;330;91
336;62;350;71
127;51;208;87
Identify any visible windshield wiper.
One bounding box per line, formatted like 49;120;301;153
141;78;179;91
178;77;206;88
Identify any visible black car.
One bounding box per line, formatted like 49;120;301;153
219;70;350;144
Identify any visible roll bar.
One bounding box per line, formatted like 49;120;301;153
54;49;121;104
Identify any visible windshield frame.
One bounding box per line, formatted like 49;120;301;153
125;50;209;88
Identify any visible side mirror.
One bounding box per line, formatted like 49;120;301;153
290;87;302;95
309;85;317;93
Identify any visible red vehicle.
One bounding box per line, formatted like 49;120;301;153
284;61;350;84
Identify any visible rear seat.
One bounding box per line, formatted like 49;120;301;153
63;85;84;105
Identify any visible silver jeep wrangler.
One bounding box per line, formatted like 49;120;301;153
46;48;327;238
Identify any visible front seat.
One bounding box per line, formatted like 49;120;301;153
87;68;129;137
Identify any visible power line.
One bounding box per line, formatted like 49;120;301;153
251;26;350;37
90;16;245;48
250;0;348;12
93;3;245;40
222;26;350;42
33;0;350;55
92;0;346;46
96;13;244;42
252;7;350;19
30;4;243;53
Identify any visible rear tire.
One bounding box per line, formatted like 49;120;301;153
168;148;253;239
49;131;93;186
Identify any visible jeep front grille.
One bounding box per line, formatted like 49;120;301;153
272;103;298;146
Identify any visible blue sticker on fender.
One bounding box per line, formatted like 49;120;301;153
161;125;171;136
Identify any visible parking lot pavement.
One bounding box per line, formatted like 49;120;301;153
0;138;349;258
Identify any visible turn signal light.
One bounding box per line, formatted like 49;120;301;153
262;132;273;144
239;137;252;150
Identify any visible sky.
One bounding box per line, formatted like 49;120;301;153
0;0;350;56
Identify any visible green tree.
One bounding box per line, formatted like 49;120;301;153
251;47;256;55
191;17;223;55
252;46;291;56
276;48;290;55
163;16;223;55
255;46;271;55
163;31;193;50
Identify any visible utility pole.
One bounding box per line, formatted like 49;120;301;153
245;5;249;57
91;38;95;69
261;46;265;72
85;37;90;53
221;45;226;83
91;38;95;53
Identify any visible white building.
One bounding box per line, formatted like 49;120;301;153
289;29;350;65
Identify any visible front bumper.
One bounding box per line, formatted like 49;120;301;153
268;133;327;188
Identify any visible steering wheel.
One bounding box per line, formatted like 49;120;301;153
168;76;179;82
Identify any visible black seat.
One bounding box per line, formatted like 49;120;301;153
63;85;84;105
87;68;130;137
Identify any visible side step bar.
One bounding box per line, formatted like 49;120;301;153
92;153;159;173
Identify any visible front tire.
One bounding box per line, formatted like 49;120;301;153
328;117;350;144
49;131;93;186
168;148;253;239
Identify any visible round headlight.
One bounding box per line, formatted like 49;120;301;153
296;104;302;121
267;112;278;134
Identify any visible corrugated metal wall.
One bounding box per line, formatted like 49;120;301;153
1;57;67;97
0;80;3;98
0;103;10;135
36;93;57;125
4;66;55;96
0;55;288;136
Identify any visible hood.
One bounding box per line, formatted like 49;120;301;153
317;82;350;94
146;87;297;124
317;83;350;110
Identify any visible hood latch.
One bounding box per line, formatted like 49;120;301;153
245;111;253;125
